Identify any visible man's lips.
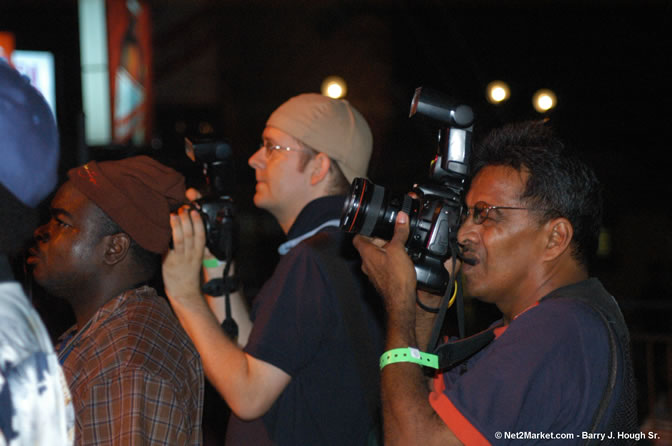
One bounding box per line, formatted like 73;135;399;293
457;245;478;266
26;247;40;265
458;253;478;266
461;259;479;272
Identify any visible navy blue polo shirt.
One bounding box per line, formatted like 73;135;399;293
430;279;632;445
226;195;385;446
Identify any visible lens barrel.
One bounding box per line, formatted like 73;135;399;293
340;178;458;295
340;178;415;241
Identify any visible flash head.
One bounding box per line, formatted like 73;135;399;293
185;138;233;164
341;86;473;294
410;87;474;128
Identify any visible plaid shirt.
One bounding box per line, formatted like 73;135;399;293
56;286;203;446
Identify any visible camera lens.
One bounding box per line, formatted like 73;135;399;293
340;178;415;241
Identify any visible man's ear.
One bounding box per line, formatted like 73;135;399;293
103;233;131;265
543;217;574;261
309;153;331;186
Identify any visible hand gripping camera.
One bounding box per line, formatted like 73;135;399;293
185;138;237;263
340;87;474;295
185;138;239;339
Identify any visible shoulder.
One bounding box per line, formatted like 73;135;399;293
498;297;611;367
522;297;607;337
270;230;347;277
250;230;355;324
287;229;345;257
91;289;201;377
298;230;359;267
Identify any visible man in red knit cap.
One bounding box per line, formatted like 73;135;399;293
27;155;204;446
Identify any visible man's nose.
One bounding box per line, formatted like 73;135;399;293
248;146;266;170
34;224;49;243
457;217;478;246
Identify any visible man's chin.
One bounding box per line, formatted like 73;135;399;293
461;277;490;303
252;195;269;210
28;268;45;287
25;262;48;286
253;191;280;211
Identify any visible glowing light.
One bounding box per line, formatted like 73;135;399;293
532;89;557;113
486;80;510;104
321;76;347;99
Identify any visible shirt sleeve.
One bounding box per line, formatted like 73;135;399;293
244;242;335;376
76;369;193;446
429;299;610;444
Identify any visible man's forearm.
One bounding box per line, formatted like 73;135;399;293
353;212;461;444
382;315;462;446
415;307;440;351
415;291;443;350
163;209;289;418
168;294;277;419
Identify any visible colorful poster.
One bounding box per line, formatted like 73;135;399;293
107;0;153;146
0;32;15;61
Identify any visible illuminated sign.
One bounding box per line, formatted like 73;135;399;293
79;0;153;146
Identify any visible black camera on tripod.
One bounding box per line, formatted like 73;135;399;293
340;87;474;294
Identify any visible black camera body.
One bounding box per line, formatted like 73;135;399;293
340;87;473;294
185;138;237;262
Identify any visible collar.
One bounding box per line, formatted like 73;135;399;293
277;195;345;255
56;285;156;363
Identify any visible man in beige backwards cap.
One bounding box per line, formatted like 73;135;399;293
163;93;385;445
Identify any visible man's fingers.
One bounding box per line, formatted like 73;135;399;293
170;214;185;252
391;211;410;245
177;206;196;251
353;234;386;257
170;205;207;258
186;187;202;201
352;234;369;253
189;209;206;249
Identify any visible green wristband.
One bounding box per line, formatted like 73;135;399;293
202;258;222;268
379;347;439;370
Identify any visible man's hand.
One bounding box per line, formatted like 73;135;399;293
162;206;206;308
356;213;463;446
185;187;202;202
353;212;417;325
161;204;291;419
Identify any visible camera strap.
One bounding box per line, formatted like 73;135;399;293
425;244;496;370
201;241;239;341
426;248;465;352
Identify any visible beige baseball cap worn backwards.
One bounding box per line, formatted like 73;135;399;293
266;93;373;184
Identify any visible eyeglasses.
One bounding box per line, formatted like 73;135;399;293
259;141;310;158
463;201;553;225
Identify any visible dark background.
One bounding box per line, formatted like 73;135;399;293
3;0;671;435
